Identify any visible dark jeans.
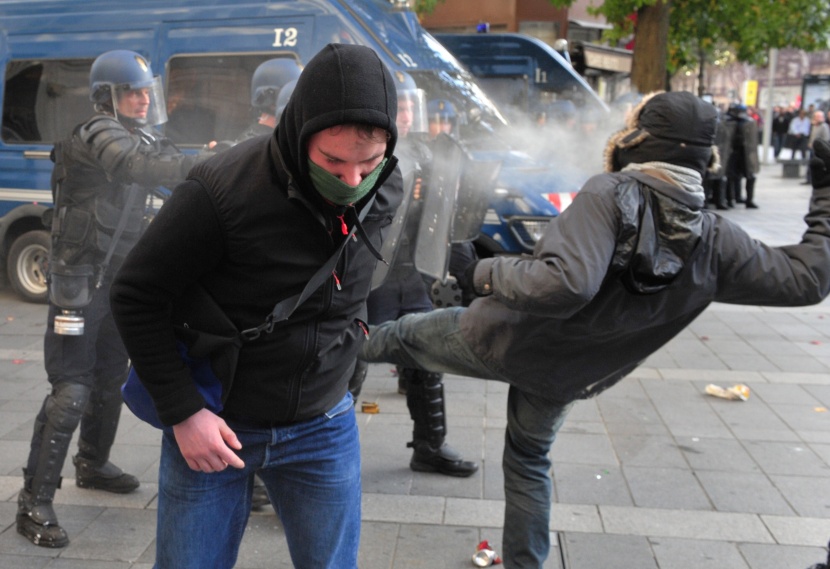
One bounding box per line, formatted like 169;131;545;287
361;308;574;568
154;393;360;569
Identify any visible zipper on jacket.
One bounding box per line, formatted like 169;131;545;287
332;269;341;291
357;319;369;339
336;214;348;235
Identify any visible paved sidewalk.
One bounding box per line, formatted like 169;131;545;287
0;161;829;568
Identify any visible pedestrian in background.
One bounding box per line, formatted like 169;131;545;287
788;108;812;160
806;110;830;185
772;104;793;159
360;91;830;569
723;102;760;208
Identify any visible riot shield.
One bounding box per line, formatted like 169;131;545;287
415;134;501;282
452;155;500;243
413;133;463;283
370;153;420;290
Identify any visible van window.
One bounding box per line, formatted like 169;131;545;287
165;54;298;146
2;54;298;148
2;59;93;144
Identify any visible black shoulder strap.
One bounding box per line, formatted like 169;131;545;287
95;184;143;288
240;194;377;341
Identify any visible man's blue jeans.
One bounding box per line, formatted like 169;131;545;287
362;308;573;569
154;392;360;569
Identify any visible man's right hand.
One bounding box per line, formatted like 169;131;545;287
172;408;245;472
811;139;830;190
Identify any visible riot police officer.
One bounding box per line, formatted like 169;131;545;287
17;49;212;548
236;58;302;142
350;71;478;477
427;98;458;139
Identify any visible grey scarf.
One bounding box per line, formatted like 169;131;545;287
622;161;704;196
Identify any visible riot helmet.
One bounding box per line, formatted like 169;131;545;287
89;50;167;127
427;99;457;138
251;58;302;113
393;70;427;137
275;78;298;120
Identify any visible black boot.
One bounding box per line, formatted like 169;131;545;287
16;383;86;548
408;440;479;477
712;177;729;210
74;456;139;493
74;372;139;493
404;369;478;478
17;479;68;548
744;176;759;209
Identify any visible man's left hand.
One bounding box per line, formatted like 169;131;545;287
172;408;245;472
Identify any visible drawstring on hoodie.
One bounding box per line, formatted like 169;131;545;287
329;203;386;293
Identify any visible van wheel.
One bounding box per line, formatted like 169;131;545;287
7;230;50;304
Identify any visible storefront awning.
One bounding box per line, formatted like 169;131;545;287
580;43;632;74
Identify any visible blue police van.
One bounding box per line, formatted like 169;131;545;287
434;32;608;122
0;0;597;302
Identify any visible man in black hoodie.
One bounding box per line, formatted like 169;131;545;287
110;44;402;569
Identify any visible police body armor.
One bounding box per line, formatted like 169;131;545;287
48;115;158;322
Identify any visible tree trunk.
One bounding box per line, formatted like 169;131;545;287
631;0;671;93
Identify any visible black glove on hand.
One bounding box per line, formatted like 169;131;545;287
462;260;480;296
810;139;830;190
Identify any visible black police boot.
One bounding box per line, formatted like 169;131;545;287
404;369;478;478
74;374;139;494
74;456;139;493
409;440;479;477
17;383;89;548
17;483;69;548
17;421;73;548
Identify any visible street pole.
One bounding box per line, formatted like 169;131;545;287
762;48;778;164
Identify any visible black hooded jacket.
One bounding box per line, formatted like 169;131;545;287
110;44;402;426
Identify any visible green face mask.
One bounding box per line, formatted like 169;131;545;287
308;158;387;206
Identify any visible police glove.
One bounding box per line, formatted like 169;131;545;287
463;260;493;297
461;261;479;296
810;139;830;190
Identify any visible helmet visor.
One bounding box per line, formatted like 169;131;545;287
111;76;168;126
396;88;427;137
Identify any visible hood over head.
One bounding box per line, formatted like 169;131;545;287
276;44;398;192
604;91;719;176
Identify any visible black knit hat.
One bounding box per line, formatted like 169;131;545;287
605;91;720;175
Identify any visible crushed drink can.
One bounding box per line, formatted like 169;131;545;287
472;540;501;566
